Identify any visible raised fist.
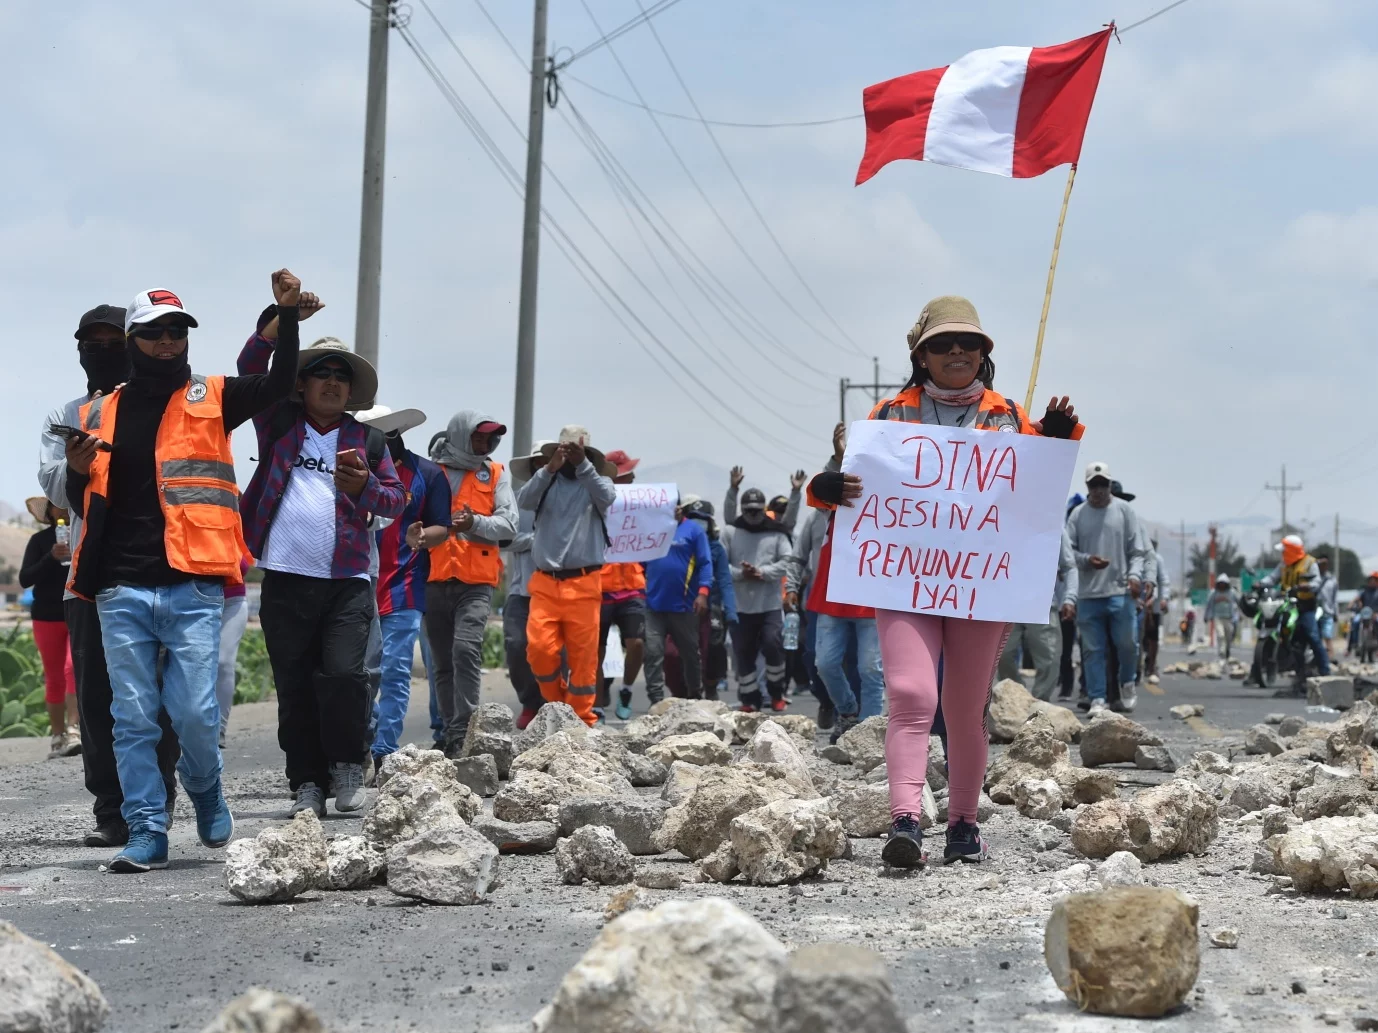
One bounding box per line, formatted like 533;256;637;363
272;268;302;307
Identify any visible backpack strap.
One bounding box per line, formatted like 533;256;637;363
533;476;612;548
363;426;386;473
1005;397;1022;433
874;400;892;421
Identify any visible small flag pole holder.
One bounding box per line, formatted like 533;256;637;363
1024;162;1078;412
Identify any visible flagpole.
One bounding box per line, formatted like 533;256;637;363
1023;162;1078;412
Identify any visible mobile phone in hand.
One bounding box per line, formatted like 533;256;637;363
336;448;363;468
50;423;112;452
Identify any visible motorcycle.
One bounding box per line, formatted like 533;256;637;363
1359;607;1378;663
1241;585;1291;688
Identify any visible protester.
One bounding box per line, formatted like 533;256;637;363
1261;534;1330;692
353;406;451;768
724;467;804;531
239;290;406;819
599;450;646;721
1140;537;1171;684
784;502;844;733
65;274;306;872
414;411;516;755
1067;462;1146;715
722;487;793;712
673;497;737;700
1317;556;1339;646
641;498;714;703
1056;494;1085;701
998;530;1078;702
215;559;251;747
809;296;1082;868
516;426;617;726
39;303;181;847
1202;574;1239;660
502;443;552;729
20;497;80;758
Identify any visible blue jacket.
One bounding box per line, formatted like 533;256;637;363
645;518;714;613
709;537;738;624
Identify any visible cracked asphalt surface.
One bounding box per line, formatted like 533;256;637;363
2;643;1374;1032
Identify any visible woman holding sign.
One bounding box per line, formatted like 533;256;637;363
809;296;1083;868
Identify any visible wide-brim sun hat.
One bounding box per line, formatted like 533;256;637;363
296;337;378;411
25;496;54;525
906;295;993;353
356;404;427;436
539;424;618;478
511;440;554;481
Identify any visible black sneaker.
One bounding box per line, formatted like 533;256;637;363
1075;694;1091;712
881;814;926;869
84;821;129;848
943;819;990;864
817;701;836;732
829;712;859;746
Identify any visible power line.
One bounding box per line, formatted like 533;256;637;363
1117;0;1194;35
557;0;687;68
565;75;862;129
394;22;814;464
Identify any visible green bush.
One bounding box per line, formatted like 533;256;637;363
0;626;49;738
482;622;503;669
234;628;275;705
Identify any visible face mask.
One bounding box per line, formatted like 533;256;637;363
743;510;765;526
79;348;131;395
125;337;190;393
387;433;407;462
559;462;579;480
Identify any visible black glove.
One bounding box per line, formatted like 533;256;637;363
810;471;846;505
1039;406;1079;439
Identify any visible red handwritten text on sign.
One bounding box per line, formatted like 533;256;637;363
604;483;678;563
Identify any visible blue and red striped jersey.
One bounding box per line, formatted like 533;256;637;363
376;450;452;615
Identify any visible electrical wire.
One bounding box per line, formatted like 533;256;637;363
394;23;815;464
565;75;862;128
1117;0;1194;34
558;0;686;68
412;0;830;427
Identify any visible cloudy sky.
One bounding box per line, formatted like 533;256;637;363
3;0;1375;556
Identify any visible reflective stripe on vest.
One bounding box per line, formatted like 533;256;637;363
428;461;505;586
68;375;246;599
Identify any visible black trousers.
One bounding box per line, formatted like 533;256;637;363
66;597;178;827
732;610;787;706
260;571;372;791
1059;614;1078;697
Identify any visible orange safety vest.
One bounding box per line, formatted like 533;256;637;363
600;562;646;594
68;375;246;600
428;461;506;587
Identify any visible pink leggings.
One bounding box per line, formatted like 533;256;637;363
876;610;1009;823
32;619;75;705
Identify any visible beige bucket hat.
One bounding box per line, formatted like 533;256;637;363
296;337;379;411
539;424;618;478
906;295;994;353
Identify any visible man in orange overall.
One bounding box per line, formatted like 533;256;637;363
516;425;617;726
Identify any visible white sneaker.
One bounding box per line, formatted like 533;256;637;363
1119;683;1138;712
1147;674;1160;686
1088;698;1108;715
330;762;367;813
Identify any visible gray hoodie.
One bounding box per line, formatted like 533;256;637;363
722;518;792;615
516;458;617;572
1066;497;1147;600
434;410;518;547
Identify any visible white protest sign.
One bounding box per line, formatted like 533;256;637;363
826;421;1079;623
604;483;678;563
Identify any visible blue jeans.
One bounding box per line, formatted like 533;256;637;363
1077;594;1138;700
372;609;423;757
815;614;885;719
96;581;224;834
1295;608;1331;677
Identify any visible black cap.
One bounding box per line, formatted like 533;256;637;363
741;488;767;511
768;494;789;512
1110;479;1136;502
74;304;126;340
683;498;715;521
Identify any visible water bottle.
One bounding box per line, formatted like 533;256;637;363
54;519;71;567
782;611;800;651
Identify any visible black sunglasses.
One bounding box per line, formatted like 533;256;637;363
306;365;353;383
129;324;189;342
923;334;986;355
77;337;125;353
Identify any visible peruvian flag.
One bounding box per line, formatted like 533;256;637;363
856;28;1112;183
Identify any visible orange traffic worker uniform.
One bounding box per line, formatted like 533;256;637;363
514;432;618;726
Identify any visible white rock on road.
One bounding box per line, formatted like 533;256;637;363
325;835;386;891
1077;712;1162;767
363;772;480;851
730;797;848;886
1096;850;1146;888
0;919;109;1033
665;766;793;860
1071;778;1219;861
1014;778;1064;820
558;795;669;856
1044;887;1199;1018
646;730;732;767
531;898;787;1033
1268;813;1378;897
771;943;906;1033
225;811;329;903
555;825;636;886
386;821;500;905
200;987;324;1032
836;716;888;773
746;720;816;791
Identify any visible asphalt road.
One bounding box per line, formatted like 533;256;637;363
1;643;1370;1033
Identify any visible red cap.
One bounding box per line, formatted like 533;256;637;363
475;420;506;435
606;449;640;476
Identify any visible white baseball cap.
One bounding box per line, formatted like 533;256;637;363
356;404;427;436
125;288;199;333
1085;461;1111;484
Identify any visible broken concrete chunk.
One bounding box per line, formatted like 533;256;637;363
1307;676;1356;711
364;773;475;850
1268;813;1378;897
225;811;328;903
1134;745;1183;772
1096;850;1145;888
646;731;732;767
200;987;323;1032
1277;714;1307;737
1078;713;1163;767
531;899;786;1033
386;821;500;905
555;825;636;886
730;797;847;885
771;944;906;1033
469;815;560;854
1209;928;1239;949
698;841;742;884
836;715;888;773
0;919;109;1033
1170;703;1205;720
634;866;686;890
325;835;386;890
1071;779;1218;861
746;721;816;792
666;766;794;860
1044;887;1199;1017
512;702;586;757
1014;778;1064;820
558;795;669;856
451;754;500;797
1245;724;1287;757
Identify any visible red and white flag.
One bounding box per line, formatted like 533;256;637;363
856;29;1111;184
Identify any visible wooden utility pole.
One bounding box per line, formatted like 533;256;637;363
354;0;396;367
